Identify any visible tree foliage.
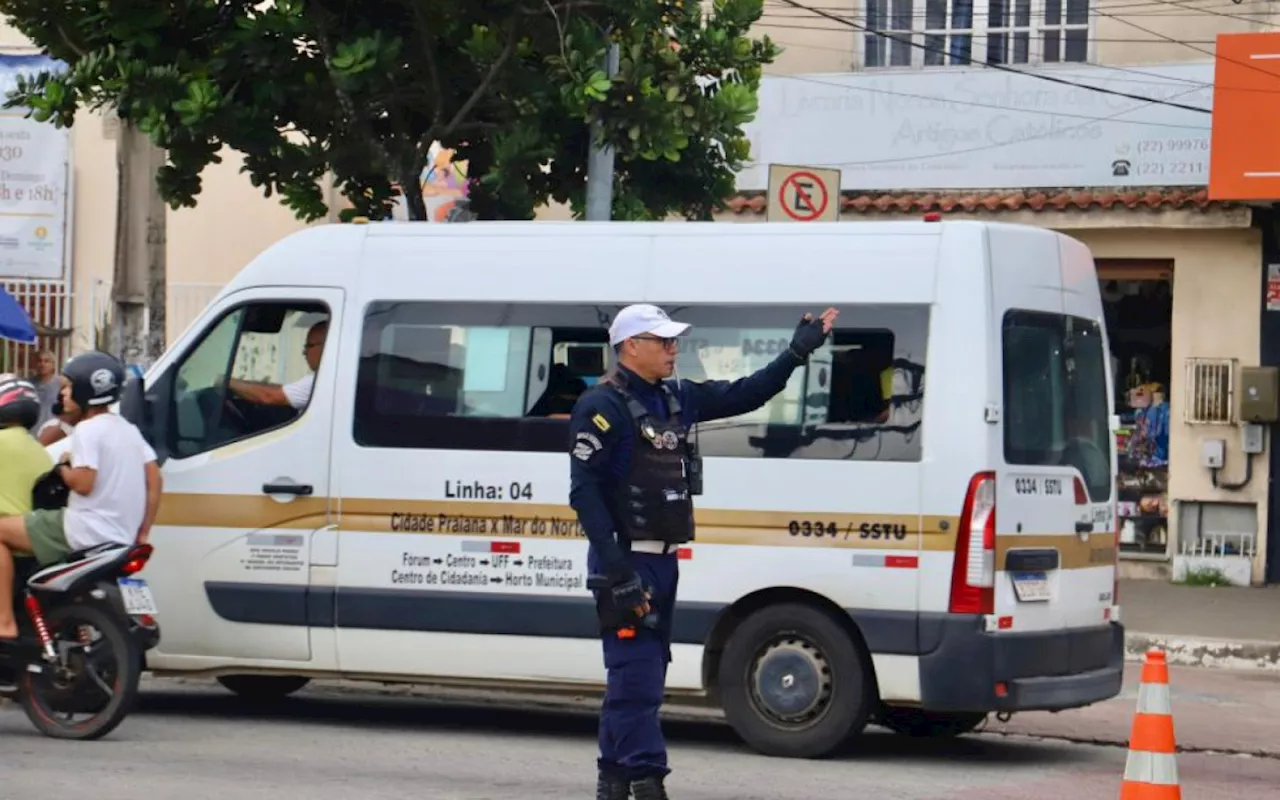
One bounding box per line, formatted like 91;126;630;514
0;0;778;222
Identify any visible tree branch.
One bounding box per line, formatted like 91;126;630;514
410;3;445;128
441;20;521;137
55;25;87;59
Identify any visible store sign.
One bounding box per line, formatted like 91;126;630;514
1267;264;1280;312
0;54;69;281
736;61;1214;192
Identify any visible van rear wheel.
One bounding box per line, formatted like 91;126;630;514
879;708;989;738
717;603;872;759
217;675;311;701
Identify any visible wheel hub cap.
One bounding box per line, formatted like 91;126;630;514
751;638;832;725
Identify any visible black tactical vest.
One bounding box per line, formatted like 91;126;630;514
610;383;695;546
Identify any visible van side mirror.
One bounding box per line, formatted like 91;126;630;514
118;374;148;429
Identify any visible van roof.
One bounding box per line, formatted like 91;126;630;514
228;219;1063;301
357;218;988;238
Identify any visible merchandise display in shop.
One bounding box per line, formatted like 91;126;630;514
1117;382;1168;553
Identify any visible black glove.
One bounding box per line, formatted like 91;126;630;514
610;572;648;612
788;314;829;361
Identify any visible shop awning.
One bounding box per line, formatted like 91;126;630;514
0;286;36;344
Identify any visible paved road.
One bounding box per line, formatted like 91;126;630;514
2;681;1276;799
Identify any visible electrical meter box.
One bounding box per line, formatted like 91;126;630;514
1238;366;1280;423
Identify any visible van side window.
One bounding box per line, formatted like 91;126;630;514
1002;309;1112;501
170;301;330;459
352;301;928;462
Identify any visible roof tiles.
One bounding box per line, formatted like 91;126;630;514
722;187;1234;216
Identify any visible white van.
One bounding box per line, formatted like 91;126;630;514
114;219;1123;758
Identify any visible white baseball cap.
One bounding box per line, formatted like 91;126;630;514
608;303;692;346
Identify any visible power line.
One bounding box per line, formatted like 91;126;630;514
1095;2;1280;87
759;6;1280;23
763;0;1277;16
761;23;1221;44
760;22;1280;94
765;71;1211;129
771;0;1212;112
760;26;1224;90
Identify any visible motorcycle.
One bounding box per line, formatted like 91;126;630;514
0;466;161;740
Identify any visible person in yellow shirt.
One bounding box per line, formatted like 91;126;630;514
0;374;53;640
0;374;52;517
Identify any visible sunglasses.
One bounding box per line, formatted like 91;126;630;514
633;334;679;350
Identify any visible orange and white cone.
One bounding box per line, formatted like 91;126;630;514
1120;648;1181;799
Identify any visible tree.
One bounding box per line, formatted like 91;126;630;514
0;0;779;223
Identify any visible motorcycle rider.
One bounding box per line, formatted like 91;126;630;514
0;374;54;521
0;352;162;642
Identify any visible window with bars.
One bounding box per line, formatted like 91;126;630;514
862;0;1090;69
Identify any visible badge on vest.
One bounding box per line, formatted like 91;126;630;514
643;423;679;451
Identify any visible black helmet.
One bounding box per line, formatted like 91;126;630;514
0;373;40;429
62;350;126;410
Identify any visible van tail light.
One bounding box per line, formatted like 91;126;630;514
949;471;996;615
1073;476;1088;505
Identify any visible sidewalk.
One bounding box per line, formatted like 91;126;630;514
1119;578;1280;670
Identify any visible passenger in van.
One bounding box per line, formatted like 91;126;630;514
570;302;837;800
529;364;588;418
0;353;162;642
225;319;328;411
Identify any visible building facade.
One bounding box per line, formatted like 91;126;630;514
719;4;1280;584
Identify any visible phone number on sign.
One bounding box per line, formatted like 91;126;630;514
1135;139;1209;154
1128;161;1205;178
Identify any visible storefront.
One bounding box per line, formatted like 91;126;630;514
720;57;1273;582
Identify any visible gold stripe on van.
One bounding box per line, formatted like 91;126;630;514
153;494;1114;567
997;533;1118;571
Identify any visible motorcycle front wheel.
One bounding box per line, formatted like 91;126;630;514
17;600;142;740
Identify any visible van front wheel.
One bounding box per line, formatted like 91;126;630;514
217;674;311;701
717;603;872;759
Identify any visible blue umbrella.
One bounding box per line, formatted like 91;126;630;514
0;285;37;344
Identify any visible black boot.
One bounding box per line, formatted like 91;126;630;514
596;771;630;800
630;776;669;800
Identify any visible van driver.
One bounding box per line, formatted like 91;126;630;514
225;320;327;410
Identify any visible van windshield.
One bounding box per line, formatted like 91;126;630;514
1001;309;1113;502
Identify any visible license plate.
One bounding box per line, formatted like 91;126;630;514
117;577;158;615
1010;571;1051;602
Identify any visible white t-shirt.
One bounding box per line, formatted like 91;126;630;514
65;413;158;551
282;373;315;409
38;417;73;438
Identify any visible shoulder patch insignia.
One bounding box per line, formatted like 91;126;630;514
592;413;611;433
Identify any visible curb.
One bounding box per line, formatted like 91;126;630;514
1125;631;1280;672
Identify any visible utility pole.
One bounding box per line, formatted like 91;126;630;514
584;41;620;222
110;119;167;367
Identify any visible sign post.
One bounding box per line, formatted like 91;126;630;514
766;163;841;223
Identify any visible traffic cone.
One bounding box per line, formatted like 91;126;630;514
1120;648;1181;799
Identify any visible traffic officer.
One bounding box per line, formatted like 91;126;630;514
569;302;838;800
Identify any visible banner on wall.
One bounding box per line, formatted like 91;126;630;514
0;53;69;281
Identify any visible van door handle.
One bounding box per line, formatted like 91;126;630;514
1075;521;1093;533
263;482;313;496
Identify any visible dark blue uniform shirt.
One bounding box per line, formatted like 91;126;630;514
568;351;803;574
